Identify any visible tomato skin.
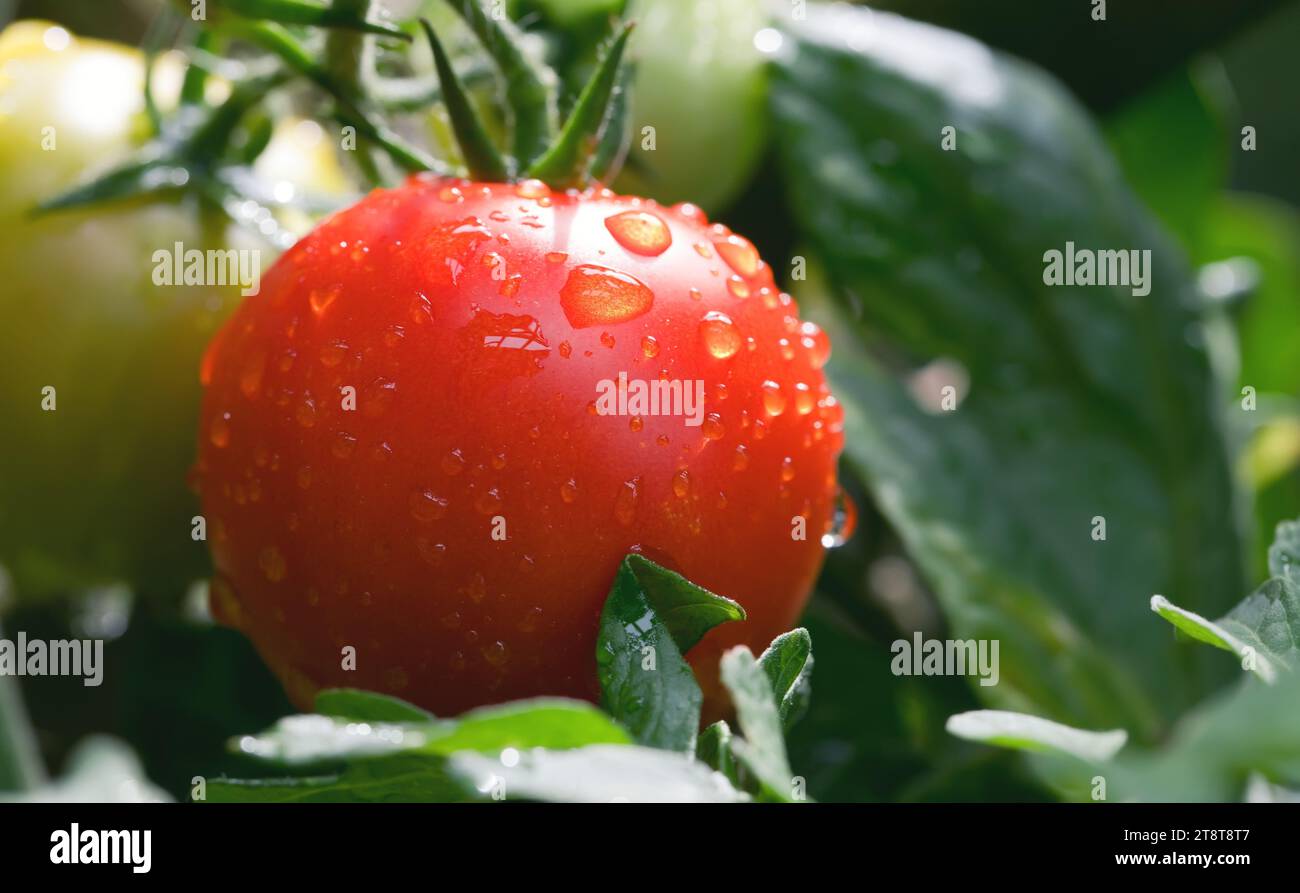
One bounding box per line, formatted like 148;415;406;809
0;22;344;599
196;176;842;716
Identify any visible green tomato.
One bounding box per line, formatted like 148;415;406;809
0;21;343;601
613;0;769;212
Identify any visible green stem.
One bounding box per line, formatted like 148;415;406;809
0;621;45;792
526;23;633;188
181;30;217;105
216;0;411;40
421;19;509;180
236;21;446;174
444;0;554;165
325;0;384;185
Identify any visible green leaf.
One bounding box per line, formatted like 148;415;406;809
1200;194;1300;397
772;6;1245;739
946;710;1128;763
1104;672;1300;802
720;646;794;801
1269;519;1300;583
313;688;436;723
596;554;744;752
696;721;738;784
958;673;1300;802
425;699;632;753
1150;595;1283;682
956;536;1300;801
1152;519;1300;682
231;697;628;769
32;161;182;215
1104;64;1229;253
211;697;630;802
447;744;750;803
757;628;813;731
207;755;469;803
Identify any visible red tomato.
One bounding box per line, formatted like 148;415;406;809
195;175;842;717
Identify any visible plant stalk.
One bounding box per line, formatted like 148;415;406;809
0;621;45;792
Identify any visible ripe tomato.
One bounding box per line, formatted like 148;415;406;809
0;21;345;599
195;175;842;716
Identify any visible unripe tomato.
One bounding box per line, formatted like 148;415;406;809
0;21;345;599
614;0;768;212
195;175;842;716
529;0;769;212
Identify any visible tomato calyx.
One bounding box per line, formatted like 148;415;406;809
418;8;634;189
35;0;637;233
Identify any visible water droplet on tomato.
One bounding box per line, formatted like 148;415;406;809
259;546;287;583
605;210;672;256
518;606;543;632
332;431;357;459
642;335;659;358
515;179;550;199
416;538;446;566
702;413;725;440
801;321;831;369
296;393;317;428
362;379;396;418
699;311;741;359
560;265;654;328
615;478;640;525
475;488;502;515
239;352;266;398
822;487;857;548
410;292;433;325
309;285;340;316
483;640;510;668
409;489;448;522
545;251;568;264
560;479;578;504
781;456;796;482
672;469;691;499
210;412;231;448
794;382;815;415
714;234;760;277
442;449;466;476
762;380;786;416
726;276;750;299
733;444;749;471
